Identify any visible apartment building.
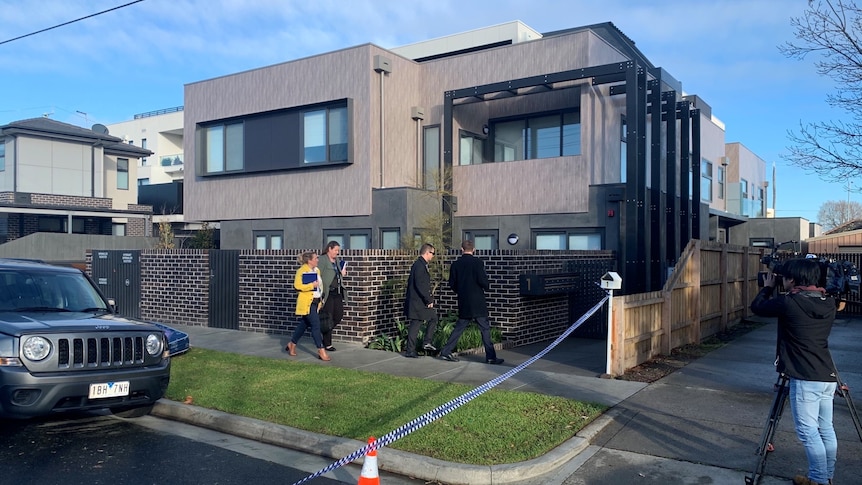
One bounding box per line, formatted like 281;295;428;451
182;21;766;293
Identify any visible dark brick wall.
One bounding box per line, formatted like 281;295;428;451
90;249;616;346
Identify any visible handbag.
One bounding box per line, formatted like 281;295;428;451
319;309;334;334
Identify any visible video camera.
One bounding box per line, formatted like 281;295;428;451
757;240;797;288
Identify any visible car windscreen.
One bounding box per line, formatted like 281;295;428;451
0;270;108;313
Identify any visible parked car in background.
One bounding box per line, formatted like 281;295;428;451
0;259;171;419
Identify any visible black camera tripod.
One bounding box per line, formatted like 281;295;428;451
745;370;862;485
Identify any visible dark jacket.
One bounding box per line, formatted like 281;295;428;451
449;253;489;318
750;286;837;382
404;257;435;320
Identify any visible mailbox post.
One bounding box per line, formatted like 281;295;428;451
600;272;622;376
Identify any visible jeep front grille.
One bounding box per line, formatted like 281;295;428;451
56;336;144;368
24;332;159;372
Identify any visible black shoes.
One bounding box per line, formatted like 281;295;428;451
440;354;459;362
423;343;437;352
405;352;420;358
486;358;505;365
325;346;337;352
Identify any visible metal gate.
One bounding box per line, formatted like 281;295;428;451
567;259;614;339
91;250;141;319
208;250;239;330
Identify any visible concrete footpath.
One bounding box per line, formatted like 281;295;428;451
151;317;862;484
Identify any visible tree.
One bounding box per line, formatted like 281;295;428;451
187;221;216;249
817;199;862;230
780;1;862;182
156;220;175;249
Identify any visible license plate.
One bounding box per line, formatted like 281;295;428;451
88;381;130;399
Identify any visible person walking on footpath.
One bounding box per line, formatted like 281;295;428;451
403;243;438;358
439;240;503;365
750;258;837;485
319;241;347;353
286;251;331;361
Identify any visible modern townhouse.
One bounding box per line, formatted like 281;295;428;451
182;21;769;293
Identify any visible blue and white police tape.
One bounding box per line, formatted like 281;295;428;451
290;292;611;485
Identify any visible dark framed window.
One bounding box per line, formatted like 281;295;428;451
304;105;348;164
203;122;244;174
117;158;129;190
718;166;725;199
459;131;485;165
533;229;602;250
324;229;370;249
492;109;580;162
381;228;400;249
620;115;627;183
462;230;498;250
254;231;283;250
1;139;7;172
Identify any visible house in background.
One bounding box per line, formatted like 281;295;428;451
181;20;772;293
0;117;154;262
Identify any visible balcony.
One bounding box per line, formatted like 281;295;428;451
161;154;184;174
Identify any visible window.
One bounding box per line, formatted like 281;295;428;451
463;230;498;250
113;224;126;236
141;138;148;165
701;159;713;202
620;116;627;183
423;125;440;190
304;105;348;164
741;179;749;199
492;109;580;162
459;132;484;165
534;230;602;250
0;139;5;172
254;231;283;250
117;158;129;190
138;178;150;186
381;229;400;249
718;166;725;199
750;238;774;248
204;122;244;174
324;230;370;249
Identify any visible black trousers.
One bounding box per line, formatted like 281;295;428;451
406;314;438;353
320;291;344;348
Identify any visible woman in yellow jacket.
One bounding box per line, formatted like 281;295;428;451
285;252;331;361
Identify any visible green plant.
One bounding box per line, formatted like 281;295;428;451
187;221;216;249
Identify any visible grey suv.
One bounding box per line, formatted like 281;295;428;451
0;259;171;419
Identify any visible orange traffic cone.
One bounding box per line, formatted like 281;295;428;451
357;436;379;485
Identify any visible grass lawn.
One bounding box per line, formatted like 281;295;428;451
165;348;607;465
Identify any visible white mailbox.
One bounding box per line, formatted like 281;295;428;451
600;271;622;290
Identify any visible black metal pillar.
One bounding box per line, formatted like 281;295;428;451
442;92;454;248
690;109;702;240
624;61;649;294
678;100;691;252
664;91;679;268
648;78;666;291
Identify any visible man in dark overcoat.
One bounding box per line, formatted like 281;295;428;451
403;243;438;358
438;240;503;364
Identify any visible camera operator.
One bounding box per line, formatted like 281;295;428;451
750;258;837;485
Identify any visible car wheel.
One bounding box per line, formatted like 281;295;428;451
111;404;154;418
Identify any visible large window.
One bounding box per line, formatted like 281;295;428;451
718;166;725;199
117;158;129;190
304;105;348;164
141;138;148;165
254;231;283;250
204;122;244;174
701;159;713;202
492;109;580;162
534;230;602;250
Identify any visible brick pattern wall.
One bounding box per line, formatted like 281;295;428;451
126;217;147;236
140;251;209;327
28;193;113;209
94;249;616;346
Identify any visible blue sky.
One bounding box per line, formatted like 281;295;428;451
0;0;848;222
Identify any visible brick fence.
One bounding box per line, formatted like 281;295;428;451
89;249;615;346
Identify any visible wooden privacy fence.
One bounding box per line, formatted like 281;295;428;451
608;240;763;375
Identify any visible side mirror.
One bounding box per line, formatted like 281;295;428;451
107;298;118;313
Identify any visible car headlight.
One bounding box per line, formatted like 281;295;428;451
146;334;163;356
22;336;51;361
